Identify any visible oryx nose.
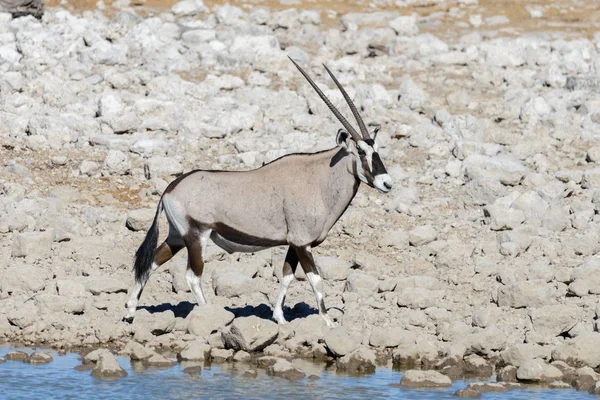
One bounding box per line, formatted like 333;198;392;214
384;181;392;190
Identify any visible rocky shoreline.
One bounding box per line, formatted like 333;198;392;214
2;0;600;396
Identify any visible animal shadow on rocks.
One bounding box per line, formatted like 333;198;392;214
226;302;317;322
138;301;195;318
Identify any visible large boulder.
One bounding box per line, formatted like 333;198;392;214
266;359;305;381
316;256;351;281
552;334;600;368
483;205;525;231
222;316;279;352
1;265;50;294
226;35;283;70
84;276;128;295
233;350;251;362
529;305;580;338
463;155;527;186
257;356;279;368
292;315;329;343
455;382;510;397
336;347;376;374
35;293;86;315
462;179;507;206
392;336;438;366
212;271;255;298
104;150;130;176
464;354;493;377
27;352;52;365
389;15;418;36
145;156;183;178
497;280;557;308
132;309;176;336
144;353;177;368
510;191;549;223
171;0;208;16
11;232;53;259
178;340;212;361
378;230;410;251
344;273;378;293
400;370;451;388
83;348;112;364
186;304;234;338
408;225;437;246
7;302;37;328
119;341;154;361
5;351;29;362
56;279;87;297
393;276;443;291
434;355;465;379
210;348;234;362
324;327;359;357
125;208;155;231
464;326;509;355
369;327;416;348
501;343;549;367
396;288;445;309
471;307;500;328
91;353;127;379
497;365;518;383
516;359;563;383
573;366;599;391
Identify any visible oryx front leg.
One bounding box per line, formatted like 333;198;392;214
273;247;299;325
125;238;183;321
184;230;210;306
296;246;335;328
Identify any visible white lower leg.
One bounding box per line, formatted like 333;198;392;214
186;268;206;305
273;272;294;324
306;271;334;327
125;262;159;320
125;281;142;319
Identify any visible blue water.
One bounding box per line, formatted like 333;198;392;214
0;346;595;400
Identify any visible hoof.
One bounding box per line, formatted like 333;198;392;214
122;315;134;324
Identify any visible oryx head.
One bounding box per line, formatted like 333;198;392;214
289;57;393;194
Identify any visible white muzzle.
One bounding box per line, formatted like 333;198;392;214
373;174;392;194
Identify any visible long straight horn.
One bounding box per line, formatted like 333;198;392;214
323;64;370;139
288;56;362;142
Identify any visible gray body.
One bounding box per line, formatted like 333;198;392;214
124;59;392;327
167;148;358;251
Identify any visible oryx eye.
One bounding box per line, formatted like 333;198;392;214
357;149;366;156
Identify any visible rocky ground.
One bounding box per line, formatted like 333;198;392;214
2;0;600;394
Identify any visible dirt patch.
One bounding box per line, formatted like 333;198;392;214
45;0;600;40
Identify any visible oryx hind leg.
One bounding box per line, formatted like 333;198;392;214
184;229;211;306
273;246;299;325
295;245;335;328
125;228;184;321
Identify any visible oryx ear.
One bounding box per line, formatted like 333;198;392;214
372;124;381;140
336;129;351;148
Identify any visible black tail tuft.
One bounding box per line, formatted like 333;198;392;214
134;200;162;284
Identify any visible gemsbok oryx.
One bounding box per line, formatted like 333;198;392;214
124;57;393;327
